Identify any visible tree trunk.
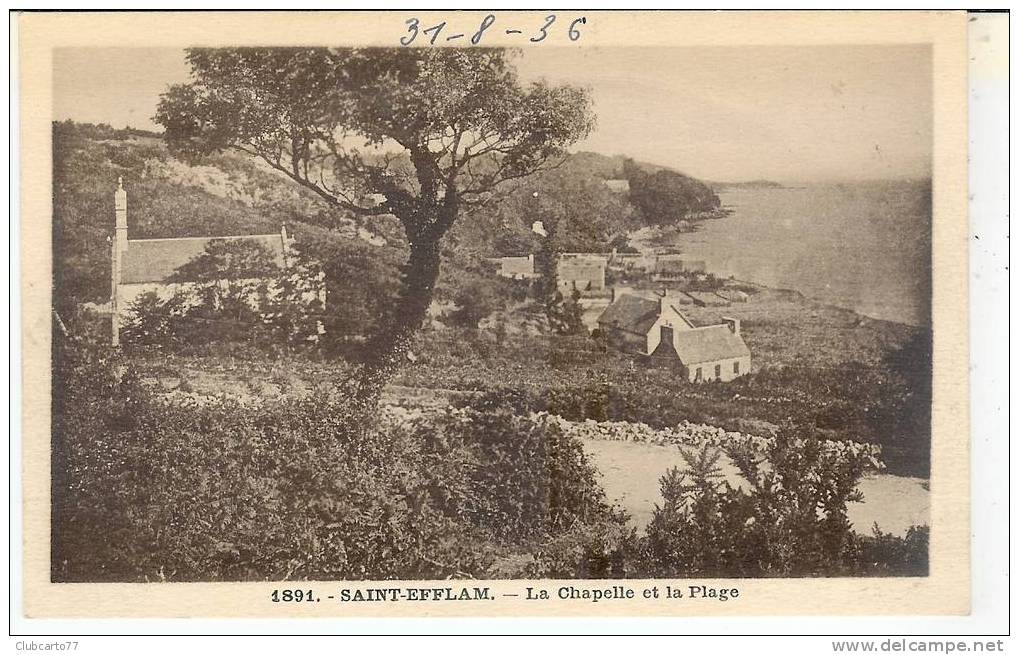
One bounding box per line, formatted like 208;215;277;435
353;236;442;406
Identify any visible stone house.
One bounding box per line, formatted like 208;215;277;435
557;256;607;295
659;320;751;382
488;254;538;280
597;291;750;382
596;291;694;355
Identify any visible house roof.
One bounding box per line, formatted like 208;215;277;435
490;256;534;276
120;234;287;284
672;325;750;365
597;294;661;335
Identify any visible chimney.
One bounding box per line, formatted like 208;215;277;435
722;316;741;335
658;324;675;356
115;176;128;253
659;287;670;314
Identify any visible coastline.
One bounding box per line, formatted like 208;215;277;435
627;182;931;329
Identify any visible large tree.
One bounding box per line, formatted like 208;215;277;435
156;48;593;404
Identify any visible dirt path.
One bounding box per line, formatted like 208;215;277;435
581;438;929;536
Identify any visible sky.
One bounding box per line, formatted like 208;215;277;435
53;45;931;183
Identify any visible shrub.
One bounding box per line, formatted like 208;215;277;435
121;243;324;351
119;291;193;347
527;519;639;579
446;280;502;329
52;340;490;581
548;295;587;336
856;525;929;576
51;340;629;581
411;401;621;542
295;229;403;356
639;430;925;578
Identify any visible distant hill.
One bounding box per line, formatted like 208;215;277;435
452;150;721;258
564;151;704;182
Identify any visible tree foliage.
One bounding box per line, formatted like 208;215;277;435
623;157;720;225
446;280;502;329
123;239;324;349
168;238;280;311
459;158;636;258
640;432;927;577
157;47;594;402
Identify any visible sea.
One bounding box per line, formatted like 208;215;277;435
666;180;932;327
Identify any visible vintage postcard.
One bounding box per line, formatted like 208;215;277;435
17;10;969;618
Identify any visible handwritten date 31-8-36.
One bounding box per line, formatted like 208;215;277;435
400;14;587;46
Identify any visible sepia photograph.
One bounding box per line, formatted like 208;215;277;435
49;41;934;583
15;10;982;624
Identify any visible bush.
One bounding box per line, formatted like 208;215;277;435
52;334;927;581
411;400;621;542
856;525;929;576
446;280;502;329
119;291;193;347
526;519;638;579
639;432;926;578
121;241;324;352
548;296;588;336
52;340;491;581
51;340;629;581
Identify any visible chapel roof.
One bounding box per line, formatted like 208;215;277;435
120;234;287;284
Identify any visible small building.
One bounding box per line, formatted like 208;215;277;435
108;178;323;345
608;251;656;273
489;254;537;280
596;292;695;356
656;318;751;383
557;256;607;295
597;292;750;382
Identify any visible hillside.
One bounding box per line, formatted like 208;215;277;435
52;120;410;333
453;151;722;258
53;121;721;318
